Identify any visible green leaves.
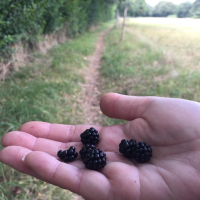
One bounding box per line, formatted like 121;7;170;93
152;1;177;17
117;0;146;17
177;2;192;18
191;0;200;18
0;0;115;61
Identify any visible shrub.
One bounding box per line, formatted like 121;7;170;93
0;0;115;61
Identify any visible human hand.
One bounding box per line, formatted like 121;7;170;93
1;93;200;200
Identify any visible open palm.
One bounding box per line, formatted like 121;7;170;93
1;93;200;200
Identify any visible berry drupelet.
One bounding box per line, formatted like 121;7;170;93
80;127;99;145
79;144;106;170
119;139;152;163
57;146;78;162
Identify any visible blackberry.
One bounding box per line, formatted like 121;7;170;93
119;139;138;158
57;146;78;162
80;127;99;145
134;141;152;163
79;144;106;170
119;139;152;163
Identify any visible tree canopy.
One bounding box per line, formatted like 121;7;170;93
144;4;154;17
145;0;200;19
190;0;200;18
177;2;193;18
118;0;147;17
152;1;177;17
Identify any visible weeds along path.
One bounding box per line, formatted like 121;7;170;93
81;27;112;125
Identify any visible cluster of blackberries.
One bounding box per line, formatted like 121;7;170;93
119;139;152;163
57;146;78;162
80;128;106;170
57;127;152;168
57;127;106;170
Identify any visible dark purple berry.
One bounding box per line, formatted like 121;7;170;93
57;150;63;159
80;127;99;145
57;146;78;162
80;145;106;170
119;139;137;158
119;139;152;163
134;142;152;163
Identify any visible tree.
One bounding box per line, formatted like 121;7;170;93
120;5;128;41
177;2;192;18
118;0;146;17
190;0;200;18
128;0;146;16
143;4;153;17
116;9;120;28
117;0;146;41
152;1;177;17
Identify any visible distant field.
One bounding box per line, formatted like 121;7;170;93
129;17;200;30
101;17;200;125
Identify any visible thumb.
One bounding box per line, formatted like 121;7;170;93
100;93;154;121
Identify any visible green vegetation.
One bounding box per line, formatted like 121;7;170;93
0;23;110;199
177;2;193;18
145;0;200;18
152;1;177;17
118;0;146;17
191;0;200;18
0;0;115;61
101;18;200;125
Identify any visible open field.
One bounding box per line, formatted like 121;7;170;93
101;17;200;125
129;17;200;29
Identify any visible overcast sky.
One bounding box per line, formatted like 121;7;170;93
146;0;195;6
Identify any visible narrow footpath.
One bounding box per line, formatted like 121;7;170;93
81;27;112;126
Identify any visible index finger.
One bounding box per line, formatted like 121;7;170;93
19;122;102;142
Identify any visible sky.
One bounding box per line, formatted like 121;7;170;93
145;0;195;6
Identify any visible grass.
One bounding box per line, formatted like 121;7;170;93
0;22;111;200
167;15;177;18
101;18;200;126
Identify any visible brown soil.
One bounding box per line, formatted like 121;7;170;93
80;27;112;126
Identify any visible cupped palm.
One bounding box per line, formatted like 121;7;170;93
1;93;200;200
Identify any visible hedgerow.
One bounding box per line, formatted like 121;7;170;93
0;0;115;62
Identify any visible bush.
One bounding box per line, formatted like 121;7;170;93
0;0;115;61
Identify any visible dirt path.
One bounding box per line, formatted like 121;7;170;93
81;27;112;126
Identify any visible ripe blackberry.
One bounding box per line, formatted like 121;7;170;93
119;139;138;158
79;144;106;170
134;141;152;163
119;139;152;163
80;127;99;145
57;146;78;162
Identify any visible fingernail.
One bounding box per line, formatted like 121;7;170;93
22;156;26;162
